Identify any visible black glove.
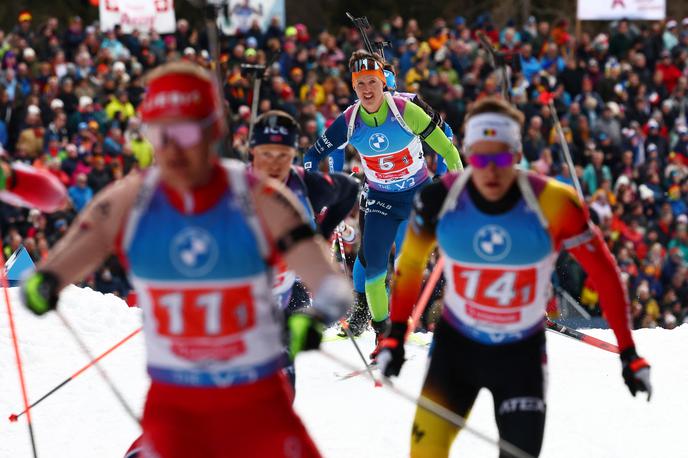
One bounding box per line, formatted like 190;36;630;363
287;309;325;359
21;270;61;315
620;346;652;401
375;321;407;377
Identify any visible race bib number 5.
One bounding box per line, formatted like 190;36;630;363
149;285;255;361
363;148;415;180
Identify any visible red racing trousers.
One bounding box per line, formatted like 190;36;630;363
130;373;321;458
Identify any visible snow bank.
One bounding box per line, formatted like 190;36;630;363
2;286;686;457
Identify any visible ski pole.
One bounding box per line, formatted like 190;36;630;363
56;310;141;426
335;228;350;276
338;320;382;387
549;100;584;199
242;62;267;159
330;235;340;266
2;262;38;457
545;319;619;354
407;256;444;336
9;326;142;422
476;31;511;102
555;286;592;320
319;349;534;458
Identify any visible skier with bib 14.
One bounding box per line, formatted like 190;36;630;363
377;97;652;457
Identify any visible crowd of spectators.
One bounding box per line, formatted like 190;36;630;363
1;9;687;328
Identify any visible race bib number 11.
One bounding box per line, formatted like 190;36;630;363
150;286;255;338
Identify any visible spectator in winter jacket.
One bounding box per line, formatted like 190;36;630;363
105;89;135;121
594;104;622;147
87;154;112;193
95;267;128;297
67;173;93;212
656;50;682;93
16;105;45;158
583;150;612;194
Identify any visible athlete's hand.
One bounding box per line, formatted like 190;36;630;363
21;271;61;315
0;161;12;190
335;223;356;243
620;346;652;401
376;321;407;377
288;309;325;359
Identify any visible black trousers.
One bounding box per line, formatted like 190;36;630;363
412;319;547;458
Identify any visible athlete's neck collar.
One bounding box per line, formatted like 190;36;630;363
467;179;521;214
359;99;389;127
162;160;227;215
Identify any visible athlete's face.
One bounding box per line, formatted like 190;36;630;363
252;144;296;182
468;141;520;201
146;117;215;191
353;74;385;113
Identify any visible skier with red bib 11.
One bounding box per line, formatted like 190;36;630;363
21;61;351;458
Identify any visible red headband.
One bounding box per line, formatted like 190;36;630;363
352;68;386;86
140;72;219;122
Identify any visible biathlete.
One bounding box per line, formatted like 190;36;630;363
335;61;457;337
378;97;652;457
304;50;462;355
250;109;359;386
21;61;351;458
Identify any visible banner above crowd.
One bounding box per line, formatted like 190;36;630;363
218;0;285;35
577;0;666;20
99;0;176;34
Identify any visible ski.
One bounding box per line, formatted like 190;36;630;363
334;353;419;381
335;361;378;381
545;319;620;354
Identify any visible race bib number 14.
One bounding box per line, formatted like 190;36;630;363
453;265;536;309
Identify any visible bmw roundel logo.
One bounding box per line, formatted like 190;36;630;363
170;227;219;277
368;133;389;152
473;225;511;261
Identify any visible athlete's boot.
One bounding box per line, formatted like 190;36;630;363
337;292;371;337
369;318;390;362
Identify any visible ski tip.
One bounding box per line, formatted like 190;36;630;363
8;413;18;422
374;380;383;388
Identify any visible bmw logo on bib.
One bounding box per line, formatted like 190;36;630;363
369;133;389;152
473;225;511;262
170;227;219;277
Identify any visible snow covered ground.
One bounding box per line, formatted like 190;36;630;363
2;286;687;457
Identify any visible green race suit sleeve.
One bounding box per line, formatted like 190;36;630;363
401;101;463;171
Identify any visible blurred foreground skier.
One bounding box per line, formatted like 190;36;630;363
21;61;350;458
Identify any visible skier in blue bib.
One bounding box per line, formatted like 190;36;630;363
333;61;457;337
303;50;462;357
250;110;359;386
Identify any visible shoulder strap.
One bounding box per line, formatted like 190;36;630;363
292;165;306;180
289;166;316;222
121;167;160;252
437;167;549;229
384;92;414;136
223;159;272;262
346;101;360;141
516;170;549;229
439;168;472;218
